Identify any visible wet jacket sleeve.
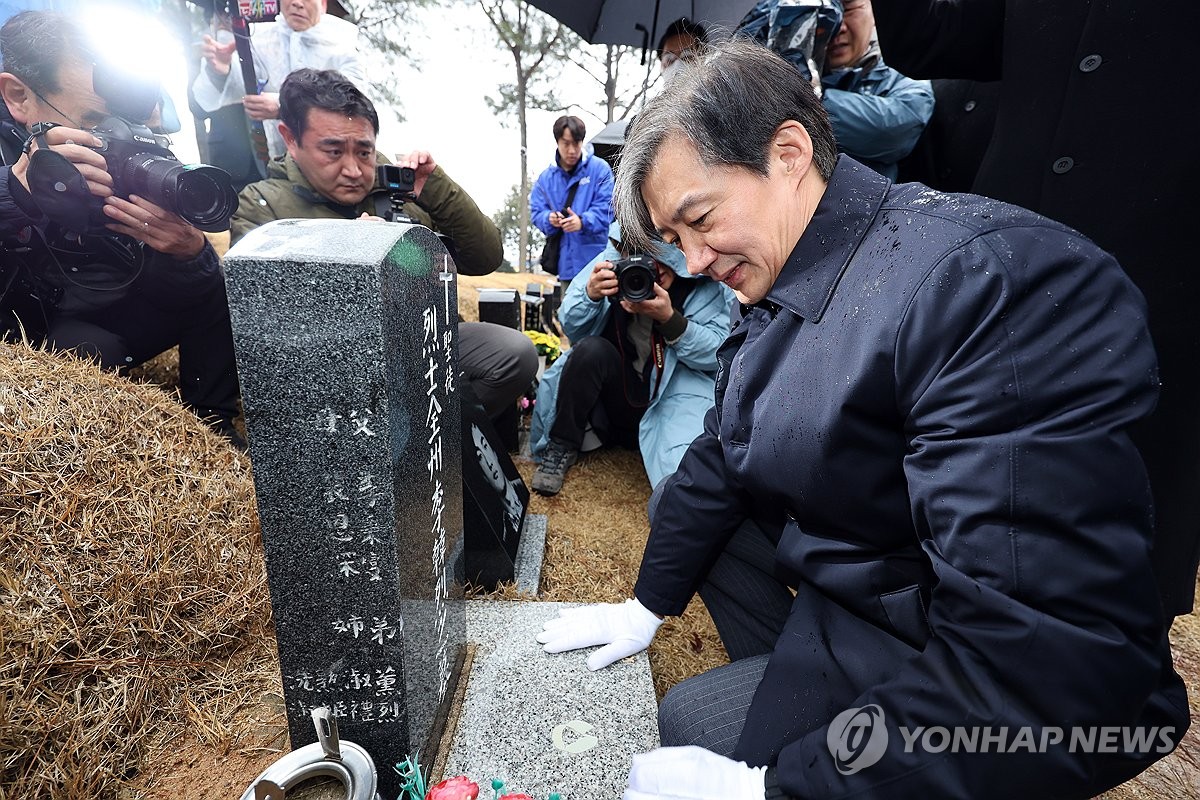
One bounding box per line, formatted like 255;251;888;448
775;227;1176;797
0;167;40;237
870;0;1005;80
530;169;557;236
140;239;224;308
822;75;934;165
633;404;754;616
577;161;614;236
415;165;503;276
558;244;614;341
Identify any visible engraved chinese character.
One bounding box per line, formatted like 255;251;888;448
318;409;342;434
349;409;377;437
371;616;398;645
375;666;397;696
349;668;371;690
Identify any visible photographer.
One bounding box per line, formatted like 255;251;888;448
530;221;733;496
0;11;241;444
230;68;537;421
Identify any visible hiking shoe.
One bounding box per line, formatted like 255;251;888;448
532;440;578;496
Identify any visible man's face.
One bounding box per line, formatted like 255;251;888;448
826;0;875;70
659;32;700;71
654;260;676;291
643;135;799;305
14;58;112;130
282;108;376;206
557;129;582;171
282;0;325;32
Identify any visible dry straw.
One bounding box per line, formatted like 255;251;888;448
0;342;270;799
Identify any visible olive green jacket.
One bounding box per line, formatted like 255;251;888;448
228;154;503;276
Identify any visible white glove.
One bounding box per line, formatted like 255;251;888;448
623;746;767;800
536;598;663;670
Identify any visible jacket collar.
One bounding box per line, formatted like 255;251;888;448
280;153;388;213
0;101;28;167
764;155;890;322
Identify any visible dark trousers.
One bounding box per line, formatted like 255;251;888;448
656;519;793;755
48;273;240;426
549;335;646;450
458;321;539;419
648;480;795;754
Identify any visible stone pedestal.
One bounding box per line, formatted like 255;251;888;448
444;602;661;799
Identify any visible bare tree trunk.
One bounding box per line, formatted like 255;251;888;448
518;78;530;271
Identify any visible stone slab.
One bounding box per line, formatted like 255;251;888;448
513;514;547;596
444;601;660;799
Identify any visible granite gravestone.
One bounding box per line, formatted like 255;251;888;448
460;386;529;588
224;218;466;798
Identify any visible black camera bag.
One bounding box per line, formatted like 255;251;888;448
538;181;580;275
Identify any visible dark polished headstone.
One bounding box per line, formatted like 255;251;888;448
224;218;465;798
460;384;528;589
477;288;520;330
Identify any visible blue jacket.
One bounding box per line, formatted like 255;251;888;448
822;56;934;180
530;147;614;281
636;157;1187;797
531;223;733;486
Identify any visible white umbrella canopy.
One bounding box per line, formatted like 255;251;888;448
527;0;759;49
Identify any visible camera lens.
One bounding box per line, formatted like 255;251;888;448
174;166;238;231
618;261;657;303
125;156;237;232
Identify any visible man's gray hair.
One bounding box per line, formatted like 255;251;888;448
0;11;92;96
613;37;837;255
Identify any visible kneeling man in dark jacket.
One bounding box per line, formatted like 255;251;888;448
537;39;1189;800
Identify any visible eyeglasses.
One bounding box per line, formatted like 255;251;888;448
30;87;80;129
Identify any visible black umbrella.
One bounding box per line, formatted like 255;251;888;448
526;0;758;50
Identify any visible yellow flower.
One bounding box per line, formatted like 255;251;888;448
523;329;562;361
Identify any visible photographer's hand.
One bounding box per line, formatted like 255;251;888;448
104;195;206;260
549;211;565;229
243;92;280;121
11;125;112;198
561;208;583;233
586;260;619;301
397;150;437;198
621;281;674;322
200;34;236;77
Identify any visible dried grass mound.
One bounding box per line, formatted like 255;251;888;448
0;342;266;799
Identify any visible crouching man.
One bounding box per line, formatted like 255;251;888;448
537;39;1188;800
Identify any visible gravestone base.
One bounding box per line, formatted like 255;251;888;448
442;602;660;798
513;514;547;596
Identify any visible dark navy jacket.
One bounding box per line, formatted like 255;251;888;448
635;157;1189;798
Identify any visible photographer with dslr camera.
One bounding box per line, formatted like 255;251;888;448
230;68;537;421
0;11;242;445
530;221;733;496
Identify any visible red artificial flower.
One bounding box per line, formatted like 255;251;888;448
426;775;479;800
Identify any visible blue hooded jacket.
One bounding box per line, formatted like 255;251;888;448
531;222;734;486
530;146;614;281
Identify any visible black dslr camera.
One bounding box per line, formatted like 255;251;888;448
375;164;417;223
611;254;658;303
26;116;238;235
